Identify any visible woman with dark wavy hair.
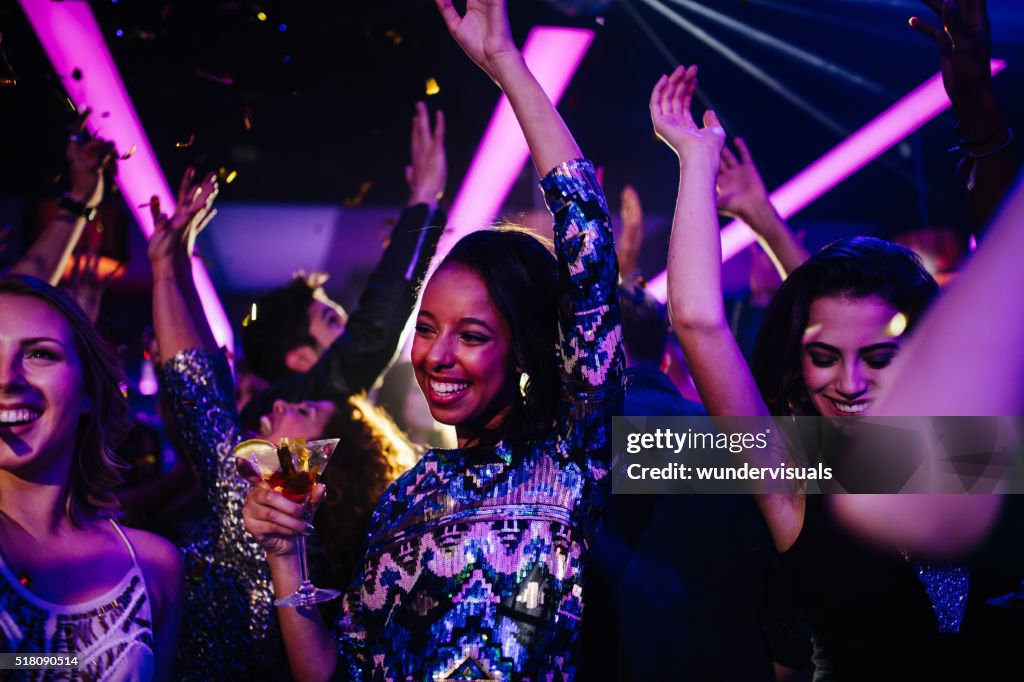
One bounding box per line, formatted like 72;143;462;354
659;61;1021;679
241;1;623;679
0;274;183;681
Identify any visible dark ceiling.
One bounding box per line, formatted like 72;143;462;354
2;0;1023;247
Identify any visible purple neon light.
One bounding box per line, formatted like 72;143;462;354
435;26;595;261
19;0;234;352
646;60;1007;301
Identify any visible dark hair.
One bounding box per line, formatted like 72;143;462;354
241;275;321;382
619;283;669;365
438;227;560;443
752;237;938;416
315;394;415;617
0;275;132;524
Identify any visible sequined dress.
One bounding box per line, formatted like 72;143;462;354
331;159;623;681
160;349;286;681
781;496;1004;681
0;519;155;682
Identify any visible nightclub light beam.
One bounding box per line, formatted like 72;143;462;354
639;0;849;136
663;0;891;97
646;60;1008;301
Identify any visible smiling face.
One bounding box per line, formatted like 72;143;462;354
0;294;87;481
411;264;519;446
801;295;903;418
259;399;337;443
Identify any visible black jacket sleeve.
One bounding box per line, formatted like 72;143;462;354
241;203;444;428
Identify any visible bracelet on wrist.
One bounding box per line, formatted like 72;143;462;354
949;128;1014;191
57;194;97;222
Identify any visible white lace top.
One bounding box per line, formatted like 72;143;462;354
0;519;155;682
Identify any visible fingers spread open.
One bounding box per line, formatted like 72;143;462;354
721;146;738;170
649;74;669;119
734;137;753;164
909;16;950;49
435;0;462;33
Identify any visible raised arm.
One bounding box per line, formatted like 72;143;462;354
657;67;804;548
834;173;1024;559
911;0;1016;233
436;0;581;174
717;137;809;277
657;66;766;419
617;185;644;283
147;169;219;359
11;114;116;285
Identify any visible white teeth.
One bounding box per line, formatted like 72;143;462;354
0;408;41;425
431;381;469;396
831;400;867;414
259;416;272;436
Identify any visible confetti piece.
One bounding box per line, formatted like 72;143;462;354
175;133;196;148
135;29;157;41
383;29;403;46
195;68;234;86
120;144;137;159
256;11;268;21
225;170;237;184
343;181;374;208
243;105;254;131
425;77;440;96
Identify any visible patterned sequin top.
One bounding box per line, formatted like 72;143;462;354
0;519;155;682
332;159;623;681
159;349;286;681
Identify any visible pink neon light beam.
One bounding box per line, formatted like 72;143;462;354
19;0;234;352
435;26;595;262
647;60;1007;301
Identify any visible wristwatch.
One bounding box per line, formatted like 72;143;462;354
57;194;98;222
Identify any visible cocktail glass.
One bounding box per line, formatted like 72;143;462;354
236;437;340;607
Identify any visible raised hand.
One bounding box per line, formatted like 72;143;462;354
716;138;770;221
406;101;447;209
66;109;117;209
147;168;218;277
617;185;644;282
910;0;997;137
650;65;725;167
435;0;519;83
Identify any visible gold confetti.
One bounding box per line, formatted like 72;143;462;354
243;105;254;131
344;181;374;208
175;133;196;148
256;11;268;22
383;29;403;46
120;144;137;160
425;77;440;96
225;170;238;184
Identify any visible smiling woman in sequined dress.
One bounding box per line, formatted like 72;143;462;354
241;1;623;679
0;275;183;682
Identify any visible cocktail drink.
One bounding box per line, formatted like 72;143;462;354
235;437;340;607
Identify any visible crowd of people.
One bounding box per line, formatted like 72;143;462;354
1;0;1022;680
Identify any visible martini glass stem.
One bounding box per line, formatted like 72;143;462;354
295;533;314;595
